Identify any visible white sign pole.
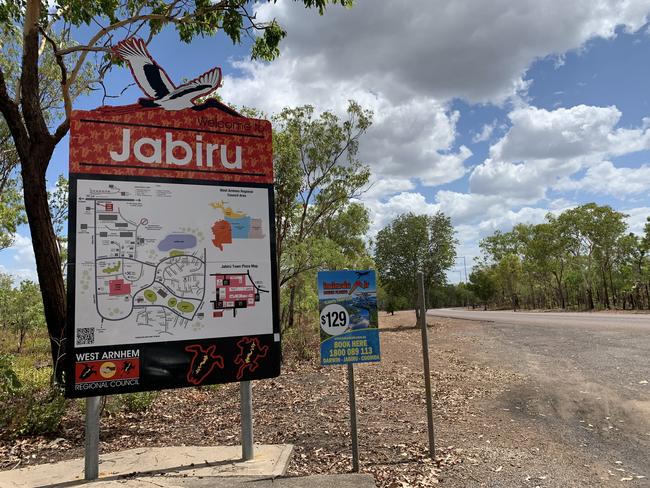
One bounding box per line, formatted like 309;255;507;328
240;381;254;460
84;396;101;480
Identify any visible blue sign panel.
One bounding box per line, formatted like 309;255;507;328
318;270;380;366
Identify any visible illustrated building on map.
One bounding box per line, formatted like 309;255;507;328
210;271;265;317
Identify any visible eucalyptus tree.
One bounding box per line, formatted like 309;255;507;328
374;212;457;315
474;204;637;311
557;204;627;309
0;178;25;250
0;0;353;378
479;229;524;308
273;102;372;330
467;267;496;310
0;26;84;251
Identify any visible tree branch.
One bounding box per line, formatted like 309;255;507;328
0;67;30;161
21;0;52;162
58;0;271;92
53;118;70;145
40;28;73;118
280;261;326;287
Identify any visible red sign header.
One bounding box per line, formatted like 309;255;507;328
70;107;273;184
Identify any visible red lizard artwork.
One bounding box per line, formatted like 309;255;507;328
234;337;269;380
185;344;224;385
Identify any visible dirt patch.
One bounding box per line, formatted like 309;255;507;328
1;312;642;486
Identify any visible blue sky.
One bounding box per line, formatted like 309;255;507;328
4;0;650;284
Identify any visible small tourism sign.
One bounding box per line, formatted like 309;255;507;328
65;38;280;398
318;270;380;366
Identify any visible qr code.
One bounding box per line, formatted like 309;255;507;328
76;327;95;345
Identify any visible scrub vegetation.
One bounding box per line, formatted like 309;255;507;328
466;204;650;311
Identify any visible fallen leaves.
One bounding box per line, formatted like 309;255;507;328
2;312;644;487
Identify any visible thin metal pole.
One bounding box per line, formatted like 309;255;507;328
347;363;359;472
84;396;101;480
240;381;254;461
418;271;436;459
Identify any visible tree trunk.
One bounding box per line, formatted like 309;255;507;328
601;268;610;309
608;268;616;308
21;153;67;381
553;272;565;309
0;0;69;383
17;327;27;353
285;283;297;331
587;288;594;310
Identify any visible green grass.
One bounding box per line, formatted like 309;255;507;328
1;327;163;437
0;327;66;438
0;327;52;387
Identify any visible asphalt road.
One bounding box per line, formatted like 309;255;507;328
429;308;650;330
429;308;650;482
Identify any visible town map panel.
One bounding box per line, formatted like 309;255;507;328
74;178;273;345
67;177;280;397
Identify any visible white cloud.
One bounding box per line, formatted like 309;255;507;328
490;105;650;162
9;233;36;267
363;177;414;200
253;0;649;104
218;1;650;264
469;156;586;202
223;73;472;187
0;265;38;283
470;104;650;202
364;192;441;236
221;1;650;192
625;207;650;236
556;160;650;198
434;191;505;223
477;206;558;235
0;233;38;283
470;159;547;200
419;146;472;186
490;105;623;161
472;120;497;143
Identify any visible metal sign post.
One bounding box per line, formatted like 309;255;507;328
240;380;254;461
418;271;436;459
347;363;360;472
317;269;379;473
84;396;101;480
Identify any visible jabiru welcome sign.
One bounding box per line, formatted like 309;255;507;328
65;38;280;398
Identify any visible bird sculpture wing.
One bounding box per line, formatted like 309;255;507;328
113;38;176;99
168;67;222;102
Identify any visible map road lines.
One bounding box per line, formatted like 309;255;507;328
74;177;274;348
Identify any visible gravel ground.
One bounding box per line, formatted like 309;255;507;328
2;311;647;486
433;312;650;487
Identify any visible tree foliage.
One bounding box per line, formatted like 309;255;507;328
273;102;373;331
0;275;46;352
0;178;25;250
470;203;650;311
374;212;457;312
